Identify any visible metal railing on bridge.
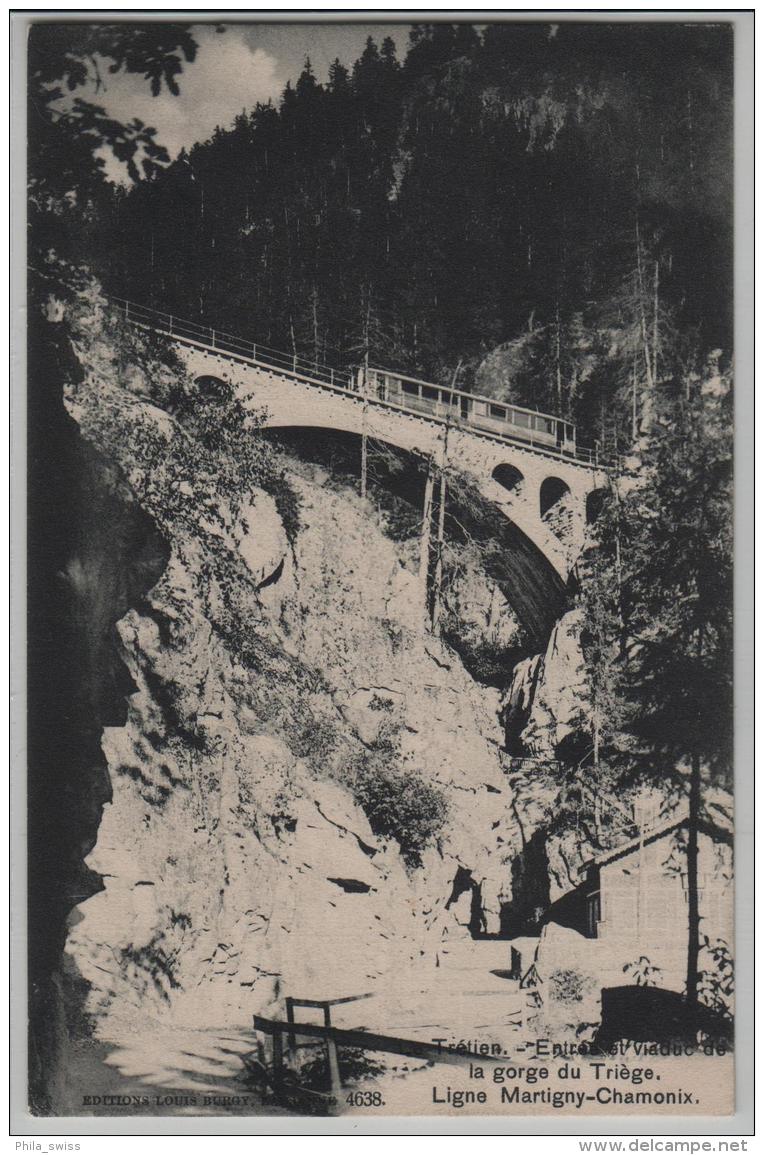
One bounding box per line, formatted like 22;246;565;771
111;297;355;392
110;297;606;468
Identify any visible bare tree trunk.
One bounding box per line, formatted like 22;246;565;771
360;290;371;498
652;260;660;384
431;470;447;629
555;300;563;410
636;809;646;941
429;362;461;628
594;791;603;846
685;618;705;1023
312;286;320;363
635;216;655;431
360;402;368;498
593;710;600;769
419;462;435;621
685;748;701;1022
636;247;654;387
590;700;603;846
609;474;626;648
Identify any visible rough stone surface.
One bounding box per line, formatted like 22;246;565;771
63;310;545;1033
502;608;589;758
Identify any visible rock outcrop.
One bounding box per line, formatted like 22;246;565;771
63;302;541;1033
502;609;589;758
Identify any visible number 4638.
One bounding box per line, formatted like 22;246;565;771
345;1090;385;1107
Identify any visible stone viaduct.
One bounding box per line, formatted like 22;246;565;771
113;301;609;583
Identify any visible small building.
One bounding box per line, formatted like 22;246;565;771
543;812;733;994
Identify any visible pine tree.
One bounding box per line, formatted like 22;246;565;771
622;362;732;1014
582;355;733;1021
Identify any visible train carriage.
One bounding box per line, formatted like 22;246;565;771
112;298;589;463
365;367;577;456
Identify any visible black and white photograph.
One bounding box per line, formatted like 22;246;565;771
18;12;751;1130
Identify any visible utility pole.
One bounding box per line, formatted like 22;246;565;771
431;360;461;630
360;290;371;499
360;378;368;499
419;459;435;621
431;470;447;630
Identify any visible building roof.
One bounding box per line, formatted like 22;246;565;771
583;810;732;873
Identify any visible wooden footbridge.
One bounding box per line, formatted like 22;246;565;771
248;998;504;1112
243;951;536;1113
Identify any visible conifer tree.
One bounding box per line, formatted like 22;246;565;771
582;356;733;1019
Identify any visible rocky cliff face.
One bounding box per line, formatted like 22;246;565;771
63;300;581;1036
502;609;589;759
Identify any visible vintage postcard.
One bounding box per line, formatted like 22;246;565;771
17;12;752;1133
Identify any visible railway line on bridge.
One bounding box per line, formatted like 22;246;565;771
111;298;611;585
112;298;606;469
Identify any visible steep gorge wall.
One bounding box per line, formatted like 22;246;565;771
61;303;583;1037
27;307;174;1111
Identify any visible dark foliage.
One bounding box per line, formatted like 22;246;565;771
580;365;733;787
83;22;732;456
351;763;448;867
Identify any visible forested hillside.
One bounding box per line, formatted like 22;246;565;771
68;21;734;456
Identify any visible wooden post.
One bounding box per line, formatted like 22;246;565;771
431;470;447;630
419;461;435;620
360;434;368;497
285;997;296;1059
430;366;457;630
271;1028;284;1087
360;377;368;499
360;350;370;498
323;1005;342;1096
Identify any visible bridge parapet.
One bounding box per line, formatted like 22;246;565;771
113;298;610;467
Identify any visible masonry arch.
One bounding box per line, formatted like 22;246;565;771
540;476;571;518
193;374;232;401
263;425;567;644
586;487;609;525
492;463;524;494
